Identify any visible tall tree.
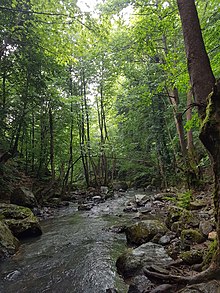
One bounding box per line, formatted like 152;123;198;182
145;0;220;283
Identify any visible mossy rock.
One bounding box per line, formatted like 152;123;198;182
165;206;191;228
202;240;217;269
165;206;199;234
0;220;20;258
189;200;207;210
0;203;33;219
0;203;42;239
181;229;205;246
125;220;168;245
180;250;203;265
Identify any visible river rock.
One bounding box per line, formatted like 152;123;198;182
128;275;153;293
0;220;20;258
151;284;176;293
189;200;207;210
112;182;128;191
199;221;213;236
138;202;152;214
158;234;171;245
208;231;217;240
181;229;205;246
5;270;21;281
10;187;38;208
116;242;172;279
92;195;102;202
135;194;149;207
0;203;42;239
180;249;203;265
125;220;168;245
78;202;94;211
179;280;220;293
165;206;199;234
124;200;137;213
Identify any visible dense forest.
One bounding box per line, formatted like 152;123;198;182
1;0;220;292
1;0;219;192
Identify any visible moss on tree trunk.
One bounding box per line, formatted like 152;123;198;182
200;81;220;266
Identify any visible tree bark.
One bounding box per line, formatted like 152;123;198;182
177;0;219;268
177;0;215;118
49;106;55;181
186;89;194;152
169;88;187;160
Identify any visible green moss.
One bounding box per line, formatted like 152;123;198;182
165;206;193;231
202;240;218;269
180;250;203;265
200;91;215;128
125;220;167;245
181;229;205;245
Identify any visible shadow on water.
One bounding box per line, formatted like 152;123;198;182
0;192;140;293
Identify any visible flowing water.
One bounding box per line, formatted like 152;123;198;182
0;192;137;293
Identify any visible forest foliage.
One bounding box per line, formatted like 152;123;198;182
0;0;219;191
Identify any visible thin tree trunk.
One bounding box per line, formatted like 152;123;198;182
169;88;187;160
31;110;35;173
49;106;55;180
186;89;194;153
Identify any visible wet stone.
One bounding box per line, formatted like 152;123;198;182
125;220;168;245
158;235;171;245
151;284;176;293
116;242;172;279
128;275;153;293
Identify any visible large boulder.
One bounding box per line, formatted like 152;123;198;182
116;242;172;279
0;220;20;258
125;220;168;245
0;203;42;239
11;187;38;208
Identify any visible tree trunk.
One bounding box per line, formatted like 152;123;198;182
169;88;187;160
177;0;215;118
186;89;194;153
49;106;55;181
200;81;220;264
31;110;35;173
177;0;219;267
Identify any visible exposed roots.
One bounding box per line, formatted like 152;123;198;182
144;264;220;285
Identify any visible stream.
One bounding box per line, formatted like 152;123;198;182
0;192;138;293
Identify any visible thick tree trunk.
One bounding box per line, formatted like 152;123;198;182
177;0;215;118
200;82;220;264
177;0;218;267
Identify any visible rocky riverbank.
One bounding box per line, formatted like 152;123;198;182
112;190;220;292
1;185;220;292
